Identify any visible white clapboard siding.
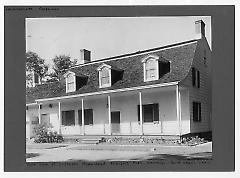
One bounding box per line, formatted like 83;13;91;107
143;123;162;134
180;38;212;133
61;125;82;135
84;124;105;135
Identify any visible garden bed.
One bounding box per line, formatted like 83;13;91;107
99;136;207;146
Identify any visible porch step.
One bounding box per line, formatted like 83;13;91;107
81;138;103;144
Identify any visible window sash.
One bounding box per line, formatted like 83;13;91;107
67;75;75;83
62;110;75;126
146;60;155;69
67;81;75;91
101;68;109;77
146;68;156;79
78;109;93;125
137;103;159;123
101;76;110;85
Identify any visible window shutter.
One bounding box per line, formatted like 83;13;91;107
192;68;196;86
61;111;66;125
197;71;200;88
193;102;196;121
89;109;93;125
199;103;201;122
153;103;159;122
84;110;88;125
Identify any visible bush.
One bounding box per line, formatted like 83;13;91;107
33;124;64;143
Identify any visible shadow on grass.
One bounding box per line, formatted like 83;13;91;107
129;152;212;161
63;152;212;163
26;153;40;159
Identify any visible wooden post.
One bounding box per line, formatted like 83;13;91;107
108;95;111;135
139;92;143;135
179;87;182;137
81;98;85;135
58;101;61;134
129;121;132;134
38;104;41;125
176;85;181;136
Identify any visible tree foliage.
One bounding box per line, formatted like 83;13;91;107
26;51;48;79
50;55;77;81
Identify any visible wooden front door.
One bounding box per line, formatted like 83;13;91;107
41;114;50;126
111;111;120;134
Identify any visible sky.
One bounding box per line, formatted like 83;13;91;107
26;16;211;66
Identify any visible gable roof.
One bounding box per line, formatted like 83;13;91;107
26;39;198;104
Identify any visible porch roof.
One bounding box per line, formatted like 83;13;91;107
26;39;197;104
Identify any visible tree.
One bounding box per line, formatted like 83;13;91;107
49;55;77;81
26;51;48;87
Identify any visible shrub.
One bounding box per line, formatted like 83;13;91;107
33;124;64;143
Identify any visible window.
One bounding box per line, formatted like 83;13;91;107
193;102;201;122
66;73;75;92
146;60;157;79
101;67;110;86
137;103;159;123
31;117;39;125
145;59;158;81
142;55;160;82
62;110;75;126
78;109;93;125
34;73;40;84
97;64;111;88
192;67;200;88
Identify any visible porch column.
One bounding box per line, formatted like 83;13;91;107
108;95;111;135
176;84;182;136
179;87;182;136
139;91;143;135
81;98;85;135
58;101;62;134
38;104;41;124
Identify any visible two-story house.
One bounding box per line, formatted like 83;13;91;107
26;20;212;140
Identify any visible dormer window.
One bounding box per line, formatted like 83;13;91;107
97;64;111;88
64;71;88;93
142;55;171;82
65;72;76;93
142;55;159;82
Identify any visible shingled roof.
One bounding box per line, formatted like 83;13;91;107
26;39;198;104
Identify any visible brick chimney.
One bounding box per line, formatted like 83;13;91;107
195;20;205;39
78;49;91;65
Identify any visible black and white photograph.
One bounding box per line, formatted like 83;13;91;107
25;16;213;162
4;5;235;173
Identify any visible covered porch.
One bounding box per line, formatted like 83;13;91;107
27;83;190;138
